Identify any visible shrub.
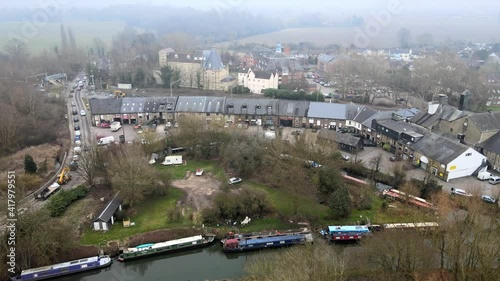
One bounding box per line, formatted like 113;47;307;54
46;185;89;217
24;154;37;174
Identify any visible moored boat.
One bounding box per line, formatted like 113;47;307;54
319;225;370;241
11;255;112;281
221;229;313;253
117;234;215;262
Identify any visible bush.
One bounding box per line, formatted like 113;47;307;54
46;185;89;217
328;186;352;219
24;154;37;174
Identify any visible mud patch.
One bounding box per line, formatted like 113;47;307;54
170;172;223;211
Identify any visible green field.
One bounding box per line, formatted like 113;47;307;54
155;159;226;180
80;188;187;245
0;20;130;54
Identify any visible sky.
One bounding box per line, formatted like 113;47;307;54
1;0;498;12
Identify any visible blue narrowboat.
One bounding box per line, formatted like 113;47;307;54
11;255;112;281
222;233;313;253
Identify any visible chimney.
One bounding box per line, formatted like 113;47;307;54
438;94;448;105
458;90;470;111
427;102;439;115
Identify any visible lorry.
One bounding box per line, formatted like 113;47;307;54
162;155;183;166
97;136;115;146
111;121;122;132
57;167;72;185
36;182;60;200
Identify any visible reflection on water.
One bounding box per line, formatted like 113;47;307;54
53;243;268;281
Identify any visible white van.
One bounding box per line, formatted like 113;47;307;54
477;171;493;181
451;188;472;197
489;176;500;185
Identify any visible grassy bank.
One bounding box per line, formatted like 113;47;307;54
155;159;225;180
80;188;187;245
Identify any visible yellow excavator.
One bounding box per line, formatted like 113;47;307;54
113;90;126;98
57;167;72;185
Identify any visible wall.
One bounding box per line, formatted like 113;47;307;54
446;148;486;181
438;116;467;136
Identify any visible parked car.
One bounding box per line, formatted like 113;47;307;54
196;168;204;176
74;125;80;131
228;177;242;184
481;195;496;204
73;117;79;122
389;155;397;162
71;101;76;107
80;110;86;116
341;154;350;161
363;139;377;147
489;176;500;185
100;122;110;128
451;187;472;197
72;110;78;115
477;171;493;181
291;130;302;135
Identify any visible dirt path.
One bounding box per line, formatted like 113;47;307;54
170;171;223;211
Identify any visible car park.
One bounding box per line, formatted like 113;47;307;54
481;195;496;204
488;176;500;185
228;177;242;184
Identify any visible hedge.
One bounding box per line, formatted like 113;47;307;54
46;185;89;217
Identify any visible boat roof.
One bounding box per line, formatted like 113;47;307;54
240;234;303;246
21;256;101;274
127;235;203;252
327;225;369;232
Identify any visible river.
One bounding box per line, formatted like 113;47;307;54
53;243;269;281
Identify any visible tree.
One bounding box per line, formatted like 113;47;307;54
232;85;250;94
310;91;325;102
222;133;265;177
318;167;343;197
242;239;347;281
0;103;21;155
369;153;383;172
160;65;174;88
397;28;411;48
24;154;37;174
328;186;351;218
76;146;104;187
473;49;491;61
3;38;29;65
106;146;170;206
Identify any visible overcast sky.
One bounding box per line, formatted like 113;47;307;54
2;0;499;12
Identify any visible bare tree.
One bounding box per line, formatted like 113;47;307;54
369;153;383;172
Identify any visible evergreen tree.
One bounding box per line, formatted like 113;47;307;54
24;154;37;174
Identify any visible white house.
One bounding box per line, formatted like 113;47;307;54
238;68;278;94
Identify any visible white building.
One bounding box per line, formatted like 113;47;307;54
238;68;278;94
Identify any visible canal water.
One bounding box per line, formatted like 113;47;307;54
54;243;268;281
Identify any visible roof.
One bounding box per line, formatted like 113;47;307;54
410;104;468;129
121;97;146;113
144;97;177;113
478;131;500;154
253;70;273;79
220;75;236;82
376;119;427;135
410;133;469;165
94;192;122;223
361;110;393;128
204;97;226;113
203;48;225;71
352;106;378;123
468;111;500;132
225;98;278;115
89;97;122;115
317;130;362;147
166;53;200;63
318;54;336;64
175;96;209;113
393;108;420;119
307;102;347;120
277;100;309;117
241;234;304;246
327;225;369;233
159;47;175;54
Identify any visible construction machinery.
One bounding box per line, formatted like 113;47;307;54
113;90;126;98
57;167;72;185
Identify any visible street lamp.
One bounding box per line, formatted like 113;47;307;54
170;78;182;97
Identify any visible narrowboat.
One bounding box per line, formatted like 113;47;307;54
319;225;371;241
222;231;313;253
11;255;112;281
117;234;215;262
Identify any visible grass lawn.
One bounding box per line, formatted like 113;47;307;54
485;106;500;112
80;188;188;245
155;159;225;180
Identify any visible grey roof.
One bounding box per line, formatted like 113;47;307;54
376;119;428;135
468;111;500;132
352;106;378;123
317;130;362;147
203;48;224;71
167;53;200;63
121;97;146;113
253;70;274;79
204;97;226;113
94;192;122;223
263;57;304;72
144;97;177;113
220;75;236;82
410;133;469;165
478;131;500;154
89;98;122;115
225;98;278;115
361;110;393;128
318;54;336;63
307;102;347;120
410;104;468;129
393;108;420;119
175;96;209;113
277;100;309;117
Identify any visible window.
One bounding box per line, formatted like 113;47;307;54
206;113;210;116
465;153;472;157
